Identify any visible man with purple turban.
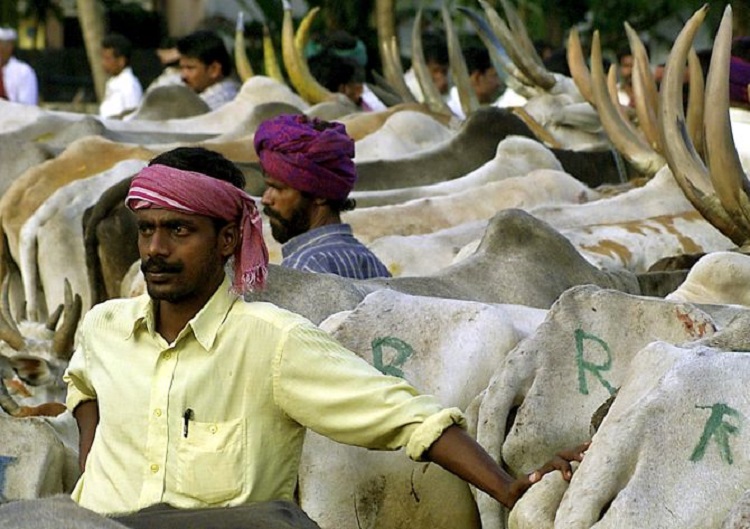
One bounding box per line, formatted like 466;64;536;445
255;114;391;279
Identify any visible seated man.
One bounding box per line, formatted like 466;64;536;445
177;30;240;110
255;114;391;279
404;31;450;103
0;27;38;105
64;147;584;528
308;49;366;108
99;33;143;119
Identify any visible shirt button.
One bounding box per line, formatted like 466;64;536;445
154;409;162;417
150;464;159;473
209;425;218;434
163;352;172;360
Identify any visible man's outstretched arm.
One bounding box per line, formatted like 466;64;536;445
425;425;587;509
73;400;99;473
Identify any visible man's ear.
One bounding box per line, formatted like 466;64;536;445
208;61;223;81
218;222;240;258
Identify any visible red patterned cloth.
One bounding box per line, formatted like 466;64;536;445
253;114;356;200
125;164;268;292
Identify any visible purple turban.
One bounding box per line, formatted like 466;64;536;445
730;56;750;105
253;114;356;201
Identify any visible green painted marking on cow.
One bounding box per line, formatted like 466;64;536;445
371;337;414;379
690;403;742;465
574;328;616;396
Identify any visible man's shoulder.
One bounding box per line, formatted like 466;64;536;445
229;299;315;333
82;296;145;330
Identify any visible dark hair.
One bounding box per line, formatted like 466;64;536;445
102;33;133;63
177;30;232;77
301;191;356;214
421;31;449;66
149;147;246;189
463;45;492;75
733;37;750;62
308;50;364;91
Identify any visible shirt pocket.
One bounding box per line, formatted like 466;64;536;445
175;417;245;505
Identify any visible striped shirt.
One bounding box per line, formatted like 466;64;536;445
199;78;240;110
281;224;391;279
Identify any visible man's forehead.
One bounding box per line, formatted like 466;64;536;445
135;208;203;222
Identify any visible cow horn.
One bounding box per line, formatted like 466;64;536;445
590;30;663;176
294;6;319;55
457;5;535;98
685;47;705;159
566;28;595;106
498;0;545;69
624;23;661;152
281;2;334;104
234;12;254;82
703;5;750;234
442;7;479;117
45;303;64;332
52;279;82;361
479;0;555;90
607;64;632;126
411;9;452;115
384;36;418;103
0;276;24;351
658;4;748;246
262;25;285;83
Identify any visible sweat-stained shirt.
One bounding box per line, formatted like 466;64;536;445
64;276;463;515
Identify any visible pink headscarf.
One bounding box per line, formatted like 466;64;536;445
126;164;268;293
253;114;356;201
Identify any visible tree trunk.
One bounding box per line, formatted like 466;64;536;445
76;0;106;101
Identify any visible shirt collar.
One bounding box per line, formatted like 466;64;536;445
281;223;353;258
130;275;239;352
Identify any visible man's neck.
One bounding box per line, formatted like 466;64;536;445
154;276;224;343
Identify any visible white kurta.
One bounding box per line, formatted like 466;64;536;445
1;56;38;105
100;66;143;119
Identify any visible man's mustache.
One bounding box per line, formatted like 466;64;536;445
263;206;287;225
141;257;183;274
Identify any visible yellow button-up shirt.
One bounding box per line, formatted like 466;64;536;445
64;278;464;515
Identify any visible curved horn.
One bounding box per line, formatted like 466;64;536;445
479;0;555;90
0;277;24;351
384;36;418;102
262;25;284;83
52;279;82;361
607;64;632;126
457;6;536;99
443;7;479;117
704;5;750;232
281;2;334;104
376;0;397;83
499;0;545;68
686;47;705;159
624;22;660;152
294;6;319;55
591;31;663;175
234;12;254;82
566;28;595;106
658;5;748;245
45;303;64;332
411;9;452;115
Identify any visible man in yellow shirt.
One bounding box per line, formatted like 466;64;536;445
63;148;583;527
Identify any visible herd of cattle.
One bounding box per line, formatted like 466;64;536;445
2;2;750;528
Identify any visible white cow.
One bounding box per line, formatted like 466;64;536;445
298;290;546;529
666;251;750;307
474;285;718;529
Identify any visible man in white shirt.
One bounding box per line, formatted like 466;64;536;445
403;31;450;103
0;27;38;105
99;33;143;119
177;30;240;111
447;45;502;119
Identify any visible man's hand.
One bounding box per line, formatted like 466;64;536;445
507;442;590;507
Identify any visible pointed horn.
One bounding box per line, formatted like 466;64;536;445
686;47;705;159
262;25;285;83
281;3;334;104
479;0;555;90
294;6;319;55
658;5;748;245
376;0;397;84
0;277;24;351
234;12;254;82
703;5;750;232
591;30;663;175
607;64;632;126
383;35;417;102
624;23;661;152
499;0;545;68
630;47;661;152
52;279;82;361
45;303;64;332
566;28;595;106
411;9;452;115
442;7;479;117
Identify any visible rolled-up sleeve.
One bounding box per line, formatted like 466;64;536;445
63;319;97;411
272;320;466;460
